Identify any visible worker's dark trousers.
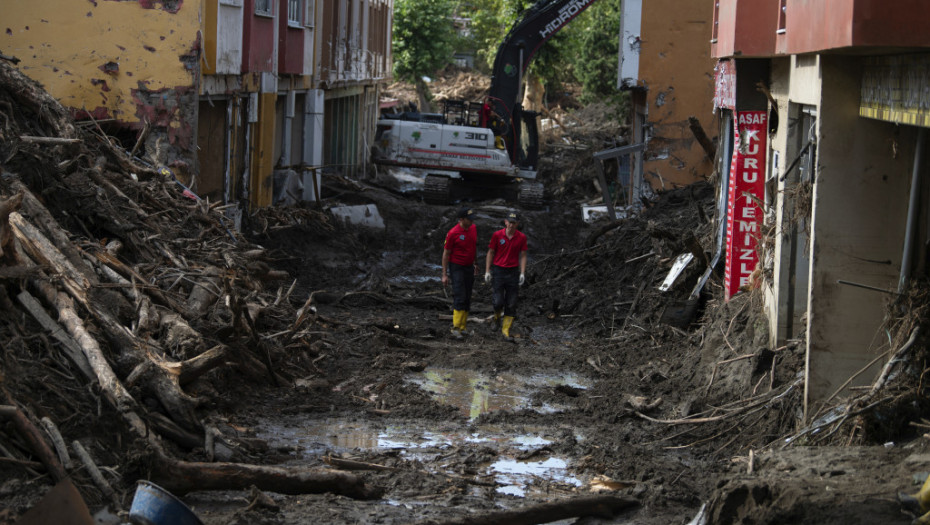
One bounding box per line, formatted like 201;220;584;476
449;262;474;311
491;265;520;317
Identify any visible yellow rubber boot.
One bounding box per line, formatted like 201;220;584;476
501;315;514;339
460;311;469;332
900;475;930;518
914;475;930;513
492;310;502;330
451;310;464;338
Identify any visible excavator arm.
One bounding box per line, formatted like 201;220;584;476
482;0;601;167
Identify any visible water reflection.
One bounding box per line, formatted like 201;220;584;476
411;367;592;419
254;418;583;498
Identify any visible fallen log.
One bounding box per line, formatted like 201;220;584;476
424;495;638;525
151;460;382;499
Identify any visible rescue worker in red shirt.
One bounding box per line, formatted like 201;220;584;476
441;207;478;339
484;211;527;340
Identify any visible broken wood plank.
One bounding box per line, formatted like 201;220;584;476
19;135;81;145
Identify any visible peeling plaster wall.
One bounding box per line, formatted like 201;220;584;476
2;0;203;168
639;0;716;189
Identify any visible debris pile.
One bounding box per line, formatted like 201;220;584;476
0;60;379;519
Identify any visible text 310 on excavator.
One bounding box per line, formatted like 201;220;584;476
371;0;600;209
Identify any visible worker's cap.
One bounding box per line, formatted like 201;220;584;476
457;207;475;219
505;211;520;222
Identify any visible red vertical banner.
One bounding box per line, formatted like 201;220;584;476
724;111;767;298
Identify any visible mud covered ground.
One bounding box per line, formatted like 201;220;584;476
192;173;924;525
2;60;930;525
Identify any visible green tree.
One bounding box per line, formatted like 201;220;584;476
464;0;617;109
573;0;623;106
392;0;458;112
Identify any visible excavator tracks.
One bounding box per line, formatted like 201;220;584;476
423;174;451;204
517;181;544;209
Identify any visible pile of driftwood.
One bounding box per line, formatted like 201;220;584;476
0;59;379;514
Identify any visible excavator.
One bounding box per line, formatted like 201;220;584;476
371;0;601;208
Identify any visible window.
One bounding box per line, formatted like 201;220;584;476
711;1;720;42
777;0;787;33
255;0;272;16
305;0;316;28
288;0;302;26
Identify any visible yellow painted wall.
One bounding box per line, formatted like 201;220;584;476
250;93;277;209
1;0;203;125
640;0;717;189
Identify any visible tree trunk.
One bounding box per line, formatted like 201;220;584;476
415;78;432;113
152;459;382;499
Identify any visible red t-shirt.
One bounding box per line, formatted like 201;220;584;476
444;223;477;265
488;229;527;268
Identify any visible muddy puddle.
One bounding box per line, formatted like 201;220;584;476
410;367;592;419
255;367;592;497
384;255;441;285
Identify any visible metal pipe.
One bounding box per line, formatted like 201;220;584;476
899;127;926;293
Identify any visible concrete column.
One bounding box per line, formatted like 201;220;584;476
803;56;914;419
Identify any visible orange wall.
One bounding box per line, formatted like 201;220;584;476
640;0;717;188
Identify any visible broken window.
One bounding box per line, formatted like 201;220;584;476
255;0;272;16
777;0;787;33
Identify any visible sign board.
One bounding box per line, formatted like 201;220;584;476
724;111;767;298
714;59;736;110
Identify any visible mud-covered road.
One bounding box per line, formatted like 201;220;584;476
180;176;923;525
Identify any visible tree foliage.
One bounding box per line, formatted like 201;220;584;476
572;0;622;105
392;0;458;110
461;0;621;108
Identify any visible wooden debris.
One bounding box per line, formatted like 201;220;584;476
423;495;637;525
151;460;382;499
39;417;72;470
0;392;67;483
72;440;121;511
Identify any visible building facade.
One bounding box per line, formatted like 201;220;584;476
712;0;930;419
3;0;392;214
618;0;718;204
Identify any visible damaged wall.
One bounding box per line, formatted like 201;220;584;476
2;0;203;172
638;0;717;190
